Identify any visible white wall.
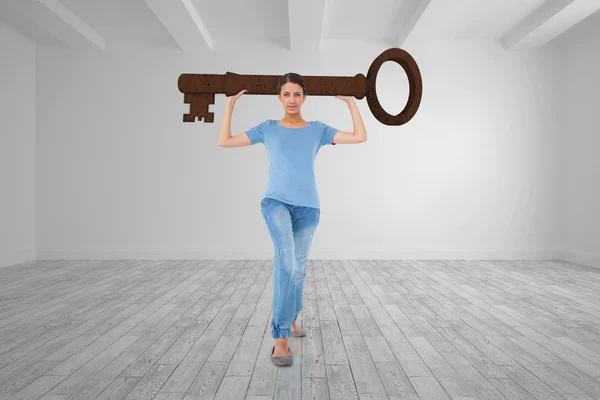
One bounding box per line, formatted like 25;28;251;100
34;38;562;261
554;10;600;269
0;22;36;268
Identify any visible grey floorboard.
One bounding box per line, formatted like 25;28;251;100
0;259;599;399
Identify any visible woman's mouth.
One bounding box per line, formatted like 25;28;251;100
288;106;296;109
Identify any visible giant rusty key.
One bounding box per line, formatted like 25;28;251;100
177;47;422;126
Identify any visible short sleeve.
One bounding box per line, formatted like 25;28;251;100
318;121;338;147
245;120;268;145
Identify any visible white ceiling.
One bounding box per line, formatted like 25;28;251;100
1;0;599;52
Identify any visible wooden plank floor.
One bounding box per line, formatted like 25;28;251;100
0;259;599;400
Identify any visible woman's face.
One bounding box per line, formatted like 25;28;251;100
278;82;306;114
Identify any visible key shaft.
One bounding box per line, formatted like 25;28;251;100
178;72;366;99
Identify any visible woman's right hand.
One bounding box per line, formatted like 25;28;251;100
227;89;247;105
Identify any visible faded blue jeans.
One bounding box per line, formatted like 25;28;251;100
260;197;320;339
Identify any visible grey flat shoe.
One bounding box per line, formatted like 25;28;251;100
271;346;292;366
291;328;306;337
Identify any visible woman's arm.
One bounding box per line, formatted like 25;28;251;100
218;90;250;147
331;96;367;144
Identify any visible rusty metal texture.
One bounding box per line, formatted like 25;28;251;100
178;47;422;126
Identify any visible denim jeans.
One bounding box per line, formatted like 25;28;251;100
260;197;320;339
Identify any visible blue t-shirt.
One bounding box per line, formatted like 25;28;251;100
245;119;338;209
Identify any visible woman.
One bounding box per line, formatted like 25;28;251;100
217;72;367;366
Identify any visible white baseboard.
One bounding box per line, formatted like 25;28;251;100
0;248;587;270
557;250;600;269
35;248;562;261
0;249;37;268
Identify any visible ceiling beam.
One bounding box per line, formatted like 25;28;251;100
144;0;213;52
502;0;600;50
2;0;105;50
287;0;327;53
397;0;468;48
397;0;433;47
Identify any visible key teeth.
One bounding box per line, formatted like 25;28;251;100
182;93;215;123
182;112;214;122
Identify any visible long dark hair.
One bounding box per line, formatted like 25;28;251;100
277;72;308;96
